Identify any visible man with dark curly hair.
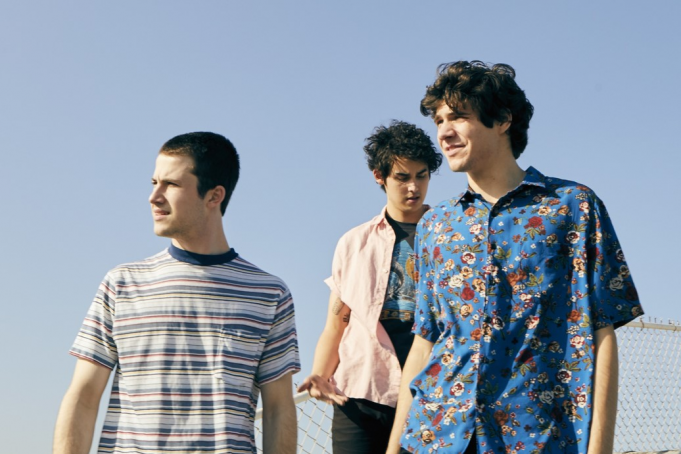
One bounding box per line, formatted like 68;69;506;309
298;120;442;453
387;61;643;454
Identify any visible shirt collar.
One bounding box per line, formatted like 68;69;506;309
452;166;547;206
169;243;238;266
371;205;430;226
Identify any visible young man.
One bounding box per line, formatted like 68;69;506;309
53;132;300;454
297;121;442;453
387;61;643;454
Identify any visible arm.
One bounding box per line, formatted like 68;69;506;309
261;371;297;454
386;335;434;454
296;291;350;405
587;325;618;454
53;358;112;454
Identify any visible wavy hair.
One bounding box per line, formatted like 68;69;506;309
421;61;534;158
364;120;442;191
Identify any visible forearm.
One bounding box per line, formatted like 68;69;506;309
310;328;343;379
53;390;100;454
587;325;618;454
262;397;297;454
386;336;433;454
386;377;419;454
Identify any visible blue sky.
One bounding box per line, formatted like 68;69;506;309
1;2;680;452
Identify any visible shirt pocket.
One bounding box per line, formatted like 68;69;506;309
213;328;265;392
533;241;572;290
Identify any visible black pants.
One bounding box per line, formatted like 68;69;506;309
397;436;476;453
333;398;477;454
332;398;396;454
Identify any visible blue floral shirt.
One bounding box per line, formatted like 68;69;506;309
401;167;643;454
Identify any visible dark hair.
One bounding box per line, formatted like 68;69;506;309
159;132;239;215
421;61;534;158
364;120;442;191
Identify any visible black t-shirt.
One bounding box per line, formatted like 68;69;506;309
379;215;417;369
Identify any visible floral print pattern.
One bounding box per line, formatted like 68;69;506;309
400;168;642;454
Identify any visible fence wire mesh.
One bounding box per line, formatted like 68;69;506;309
615;318;681;452
255;392;333;453
255;318;681;453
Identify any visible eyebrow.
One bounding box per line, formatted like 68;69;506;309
152;177;181;185
394;168;429;177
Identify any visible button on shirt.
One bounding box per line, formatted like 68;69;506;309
401;168;643;453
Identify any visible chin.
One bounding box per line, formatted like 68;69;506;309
153;227;172;238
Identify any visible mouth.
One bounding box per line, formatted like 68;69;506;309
443;143;464;156
152;209;170;220
406;196;421;204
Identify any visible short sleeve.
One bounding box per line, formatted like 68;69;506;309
411;218;443;343
256;285;301;385
70;272;119;369
324;237;344;299
580;194;643;329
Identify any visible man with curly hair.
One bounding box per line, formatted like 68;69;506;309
387;61;643;454
298;120;442;453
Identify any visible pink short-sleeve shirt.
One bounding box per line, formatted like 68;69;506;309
325;208;404;407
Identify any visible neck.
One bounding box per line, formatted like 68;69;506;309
467;159;525;204
386;204;428;224
171;219;230;255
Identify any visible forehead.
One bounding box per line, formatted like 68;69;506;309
153;153;196;179
389;157;428;174
434;101;472;117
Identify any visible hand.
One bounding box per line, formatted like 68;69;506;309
296;374;348;406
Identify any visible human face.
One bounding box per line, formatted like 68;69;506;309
149;153;208;242
375;157;430;223
434;102;509;175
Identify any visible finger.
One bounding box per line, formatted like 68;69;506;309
295;376;313;392
329;394;349;406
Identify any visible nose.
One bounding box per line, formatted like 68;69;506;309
149;184;164;205
437;121;455;142
406;180;418;192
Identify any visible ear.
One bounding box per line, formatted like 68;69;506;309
206;185;226;209
372;169;386;187
499;112;512;135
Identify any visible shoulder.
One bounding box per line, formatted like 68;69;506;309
104;249;174;281
417;195;466;229
335;212;386;249
541;175;601;203
225;255;292;296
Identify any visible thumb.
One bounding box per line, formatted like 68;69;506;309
296;377;312;392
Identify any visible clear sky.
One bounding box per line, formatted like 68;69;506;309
1;2;679;452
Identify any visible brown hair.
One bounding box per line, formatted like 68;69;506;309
421;61;534;158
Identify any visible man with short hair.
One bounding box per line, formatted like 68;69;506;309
387;61;643;454
297;120;442;453
54;132;300;454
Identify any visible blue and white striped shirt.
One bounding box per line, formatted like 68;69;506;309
71;245;300;453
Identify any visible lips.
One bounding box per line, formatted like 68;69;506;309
152;208;170;220
444;144;464;155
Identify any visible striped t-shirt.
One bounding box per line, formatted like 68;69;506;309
70;245;300;454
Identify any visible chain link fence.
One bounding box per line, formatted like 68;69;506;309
615;318;681;452
254;391;333;453
255;317;681;453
